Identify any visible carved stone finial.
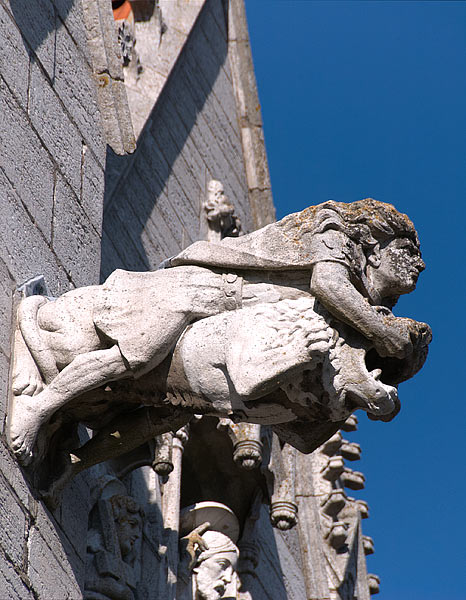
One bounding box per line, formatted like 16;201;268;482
340;468;365;490
270;500;299;531
341;414;358;432
363;535;375;555
153;432;174;476
321;456;345;482
325;521;348;550
219;420;263;470
340;440;361;461
321;432;342;456
320;489;347;519
355;499;370;519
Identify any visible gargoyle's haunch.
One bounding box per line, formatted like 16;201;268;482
8;199;431;489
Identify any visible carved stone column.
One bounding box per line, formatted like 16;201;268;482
161;425;190;599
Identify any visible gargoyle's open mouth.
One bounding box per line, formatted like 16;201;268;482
365;349;402;386
364;346;427;386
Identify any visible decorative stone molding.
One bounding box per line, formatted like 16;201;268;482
320;489;347;519
153;431;175;476
363;535;375;555
320;432;343;456
355;499;370;519
341;414;358;432
269;442;299;530
7;199;431;506
340;440;362;461
340;468;366;491
325;520;349;550
321;456;345;482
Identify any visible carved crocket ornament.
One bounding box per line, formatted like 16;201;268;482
7;199;431;500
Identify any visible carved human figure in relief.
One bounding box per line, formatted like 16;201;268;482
192;532;238;600
8;199;431;472
178;503;240;600
85;493;144;600
202;179;241;241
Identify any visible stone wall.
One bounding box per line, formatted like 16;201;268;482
101;0;257;277
0;0;105;596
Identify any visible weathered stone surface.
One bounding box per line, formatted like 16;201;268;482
0;554;35;600
0;258;14;357
0;475;27;567
2;0;56;80
0;169;70;296
58;472;91;559
27;526;82;599
52;174;102;287
0;440;30;508
80;0;135;155
80;144;105;233
0;78;54;243
227;0;275;228
54;21;106;161
0;351;10;432
0;5;30;109
29;61;83;197
53;0;92;64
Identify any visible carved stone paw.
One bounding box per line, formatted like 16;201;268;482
8;394;42;466
12;369;44;397
289;320;331;361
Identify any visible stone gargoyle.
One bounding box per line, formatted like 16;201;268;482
7;199;431;500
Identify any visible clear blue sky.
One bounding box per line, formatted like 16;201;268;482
245;1;466;598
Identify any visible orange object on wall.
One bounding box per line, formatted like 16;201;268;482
112;0;132;21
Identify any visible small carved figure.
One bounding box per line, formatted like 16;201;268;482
8;199;431;487
203;180;241;241
191;531;238;600
178;503;240;600
85;484;144;600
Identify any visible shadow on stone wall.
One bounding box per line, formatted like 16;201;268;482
100;0;229;279
8;0;75;81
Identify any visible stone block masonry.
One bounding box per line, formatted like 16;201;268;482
0;0;106;596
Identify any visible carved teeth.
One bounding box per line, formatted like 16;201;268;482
370;368;382;380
